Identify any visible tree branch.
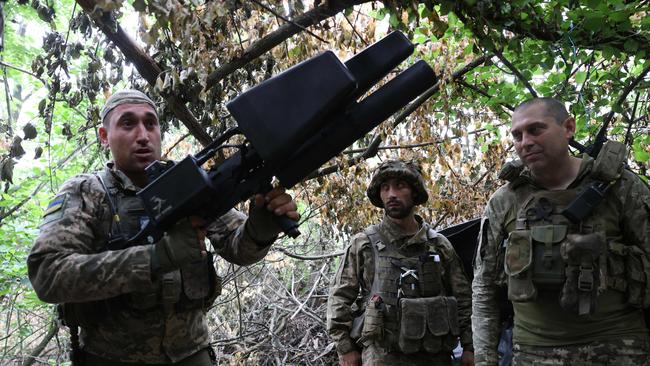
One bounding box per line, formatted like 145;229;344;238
602;62;650;127
74;0;212;146
204;0;369;91
275;247;344;260
21;321;58;366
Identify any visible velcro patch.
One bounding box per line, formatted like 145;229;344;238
43;193;68;218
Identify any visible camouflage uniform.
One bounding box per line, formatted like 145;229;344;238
28;163;273;364
472;155;650;365
327;216;473;365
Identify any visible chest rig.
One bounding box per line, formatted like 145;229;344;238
58;171;221;329
504;141;627;316
97;170;221;314
359;224;459;354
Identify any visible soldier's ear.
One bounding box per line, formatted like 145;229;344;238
98;126;109;147
563;116;576;139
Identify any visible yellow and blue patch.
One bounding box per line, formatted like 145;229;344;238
43;193;68;219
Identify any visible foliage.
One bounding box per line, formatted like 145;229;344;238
0;0;647;364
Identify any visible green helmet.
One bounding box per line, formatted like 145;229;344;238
366;160;428;208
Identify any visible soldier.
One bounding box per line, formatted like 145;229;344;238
472;97;650;365
27;90;299;365
327;159;474;366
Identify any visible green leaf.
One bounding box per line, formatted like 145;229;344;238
413;33;428;44
624;39;638;53
575;71;587;84
389;13;399;27
608;10;629;23
633;144;650;163
586;0;601;8
584;13;605;32
368;9;386;21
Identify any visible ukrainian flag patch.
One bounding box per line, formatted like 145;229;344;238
43;193;68;217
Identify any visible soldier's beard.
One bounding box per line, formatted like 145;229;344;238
385;201;414;219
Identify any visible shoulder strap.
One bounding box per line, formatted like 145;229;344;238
94;172;127;247
363;225;387;298
562;141;627;223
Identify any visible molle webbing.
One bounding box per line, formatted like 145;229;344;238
364;225;444;347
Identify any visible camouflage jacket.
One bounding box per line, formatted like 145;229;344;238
472;155;650;365
326;215;473;355
27;163;272;363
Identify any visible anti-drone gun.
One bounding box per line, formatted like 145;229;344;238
119;31;437;247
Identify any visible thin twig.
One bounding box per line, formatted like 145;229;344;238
249;0;327;43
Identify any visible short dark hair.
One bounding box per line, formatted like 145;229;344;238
514;97;569;124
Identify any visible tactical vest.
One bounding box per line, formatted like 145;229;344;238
358;224;459;355
503;141;641;316
59;170;221;328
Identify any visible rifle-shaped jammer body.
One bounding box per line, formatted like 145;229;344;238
126;31;437;246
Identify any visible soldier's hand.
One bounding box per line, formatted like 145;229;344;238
460;350;474;366
246;188;299;242
152;216;207;273
338;350;361;366
256;187;299;220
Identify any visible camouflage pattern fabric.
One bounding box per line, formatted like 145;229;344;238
361;343;452;366
28;163;272;363
327;215;472;360
472;155;650;365
513;338;650;366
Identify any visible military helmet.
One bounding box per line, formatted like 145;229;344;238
367;160;429;208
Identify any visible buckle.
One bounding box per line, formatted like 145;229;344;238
578;265;594;291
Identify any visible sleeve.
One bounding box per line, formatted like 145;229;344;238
472;196;508;365
27;176;155;304
206;208;271;266
438;235;473;350
326;234;367;355
619;171;650;255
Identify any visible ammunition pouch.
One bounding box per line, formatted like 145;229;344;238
559;232;606;315
609;243;650;308
505;230;536;301
397;296;459;355
359;302;384;346
418;254;443;297
607;242;650;308
506;224;570;302
625;245;650;308
58;254;222;327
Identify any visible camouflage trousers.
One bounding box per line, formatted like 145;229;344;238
361;344;452;366
513;338;650;366
82;348;213;366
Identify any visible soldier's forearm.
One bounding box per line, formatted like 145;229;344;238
28;245;155;303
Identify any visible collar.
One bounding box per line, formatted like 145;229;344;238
105;162;141;193
518;154;594;189
378;214;430;247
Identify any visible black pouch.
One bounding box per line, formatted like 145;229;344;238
58;300;111;327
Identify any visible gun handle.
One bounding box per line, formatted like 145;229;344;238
260;182;301;238
274;215;301;238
